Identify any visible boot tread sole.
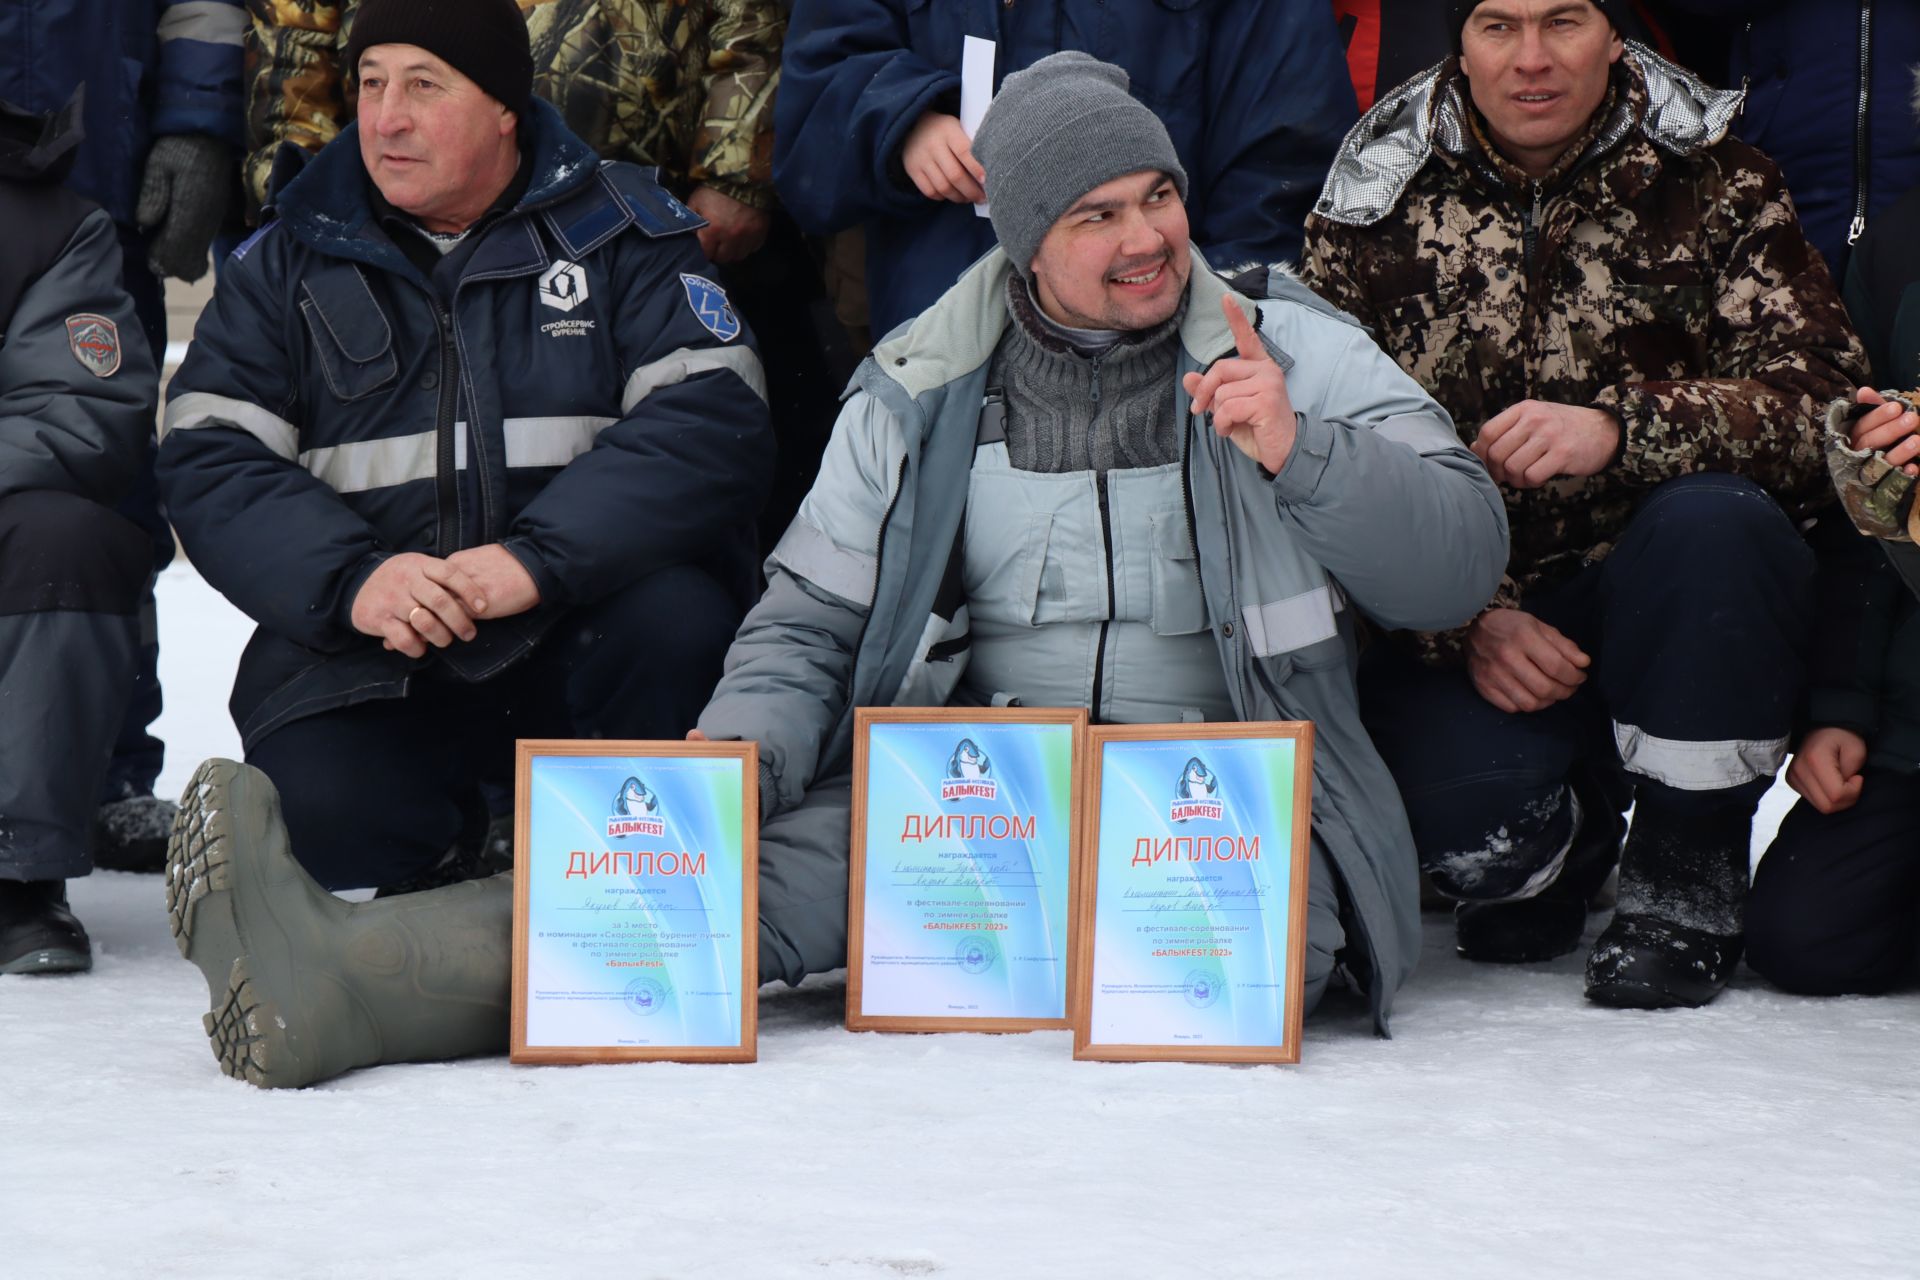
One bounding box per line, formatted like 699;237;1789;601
165;760;312;1089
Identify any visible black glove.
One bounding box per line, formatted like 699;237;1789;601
136;134;233;283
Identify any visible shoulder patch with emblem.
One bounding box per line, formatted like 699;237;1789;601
65;314;121;377
680;274;741;342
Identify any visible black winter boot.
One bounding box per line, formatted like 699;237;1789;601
0;880;92;974
1455;774;1626;963
94;784;179;873
1585;799;1752;1009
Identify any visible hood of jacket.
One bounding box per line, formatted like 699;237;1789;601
1313;41;1743;227
269;96;604;269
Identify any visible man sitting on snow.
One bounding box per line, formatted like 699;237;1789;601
158;0;769;1085
1302;0;1864;1006
164;53;1506;1087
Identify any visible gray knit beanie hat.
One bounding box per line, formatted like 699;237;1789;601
972;52;1188;277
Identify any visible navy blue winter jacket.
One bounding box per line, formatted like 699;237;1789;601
157;101;773;746
0;0;244;229
774;0;1357;335
1665;0;1920;277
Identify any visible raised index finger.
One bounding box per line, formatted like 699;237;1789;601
1221;296;1268;362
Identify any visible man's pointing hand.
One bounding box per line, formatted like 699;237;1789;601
1182;295;1298;475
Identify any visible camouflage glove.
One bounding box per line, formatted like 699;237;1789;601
1825;390;1920;542
136;134;233;283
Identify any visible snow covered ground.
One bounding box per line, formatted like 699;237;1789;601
5;566;1918;1278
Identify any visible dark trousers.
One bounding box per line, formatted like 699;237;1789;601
1361;474;1815;899
246;565;742;891
1749;774;1920;994
103;225;173;798
0;491;148;880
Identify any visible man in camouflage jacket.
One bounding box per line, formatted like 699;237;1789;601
1302;0;1866;1009
241;0;779;262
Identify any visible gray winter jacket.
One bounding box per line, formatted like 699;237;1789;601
698;248;1509;1029
0;202;156;504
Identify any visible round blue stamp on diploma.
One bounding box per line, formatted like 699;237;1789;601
955;935;998;975
623;975;668;1016
1183;970;1222;1009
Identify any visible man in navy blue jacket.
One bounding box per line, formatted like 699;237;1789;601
774;0;1358;336
157;0;773;901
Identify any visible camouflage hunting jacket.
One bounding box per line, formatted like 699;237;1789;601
1303;45;1866;659
241;0;780;219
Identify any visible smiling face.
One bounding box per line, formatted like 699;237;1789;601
1028;170;1191;332
356;44;520;233
1459;1;1623;179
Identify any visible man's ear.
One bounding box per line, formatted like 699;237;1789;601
499;106;518;137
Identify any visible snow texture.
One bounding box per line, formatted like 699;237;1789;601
4;566;1917;1278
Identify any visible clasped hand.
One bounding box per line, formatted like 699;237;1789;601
348;545;541;659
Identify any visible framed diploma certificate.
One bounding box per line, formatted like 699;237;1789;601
1073;723;1314;1064
847;707;1088;1032
511;740;757;1064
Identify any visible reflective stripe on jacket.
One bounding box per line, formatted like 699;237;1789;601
159;100;773;744
699;247;1509;1030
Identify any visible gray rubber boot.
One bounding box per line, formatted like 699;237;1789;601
164;759;511;1088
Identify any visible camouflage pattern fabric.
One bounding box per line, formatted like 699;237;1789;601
243;0;357;219
1826;390;1920;543
1304;60;1867;663
242;0;780;218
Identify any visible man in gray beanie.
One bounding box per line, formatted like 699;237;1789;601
690;53;1510;1038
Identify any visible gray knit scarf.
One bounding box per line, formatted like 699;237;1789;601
991;276;1188;474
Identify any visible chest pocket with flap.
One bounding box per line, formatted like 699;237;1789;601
299;267;399;403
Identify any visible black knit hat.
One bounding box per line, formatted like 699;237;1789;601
1450;0;1629;52
346;0;533;115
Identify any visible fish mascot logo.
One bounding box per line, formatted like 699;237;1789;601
607;776;665;839
941;738;997;801
1170;757;1224;823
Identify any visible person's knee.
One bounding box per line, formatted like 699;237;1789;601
0;491;148;609
601;566;740;665
1746;891;1910;996
569;566;742;697
1626;474;1810;584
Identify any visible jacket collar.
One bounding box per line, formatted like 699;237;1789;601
1312;42;1743;227
271;98;601;275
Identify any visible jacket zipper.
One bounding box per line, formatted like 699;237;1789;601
1849;1;1874;246
872;454;909;601
1524;181;1543;281
427;299;461;553
1089;472;1115;724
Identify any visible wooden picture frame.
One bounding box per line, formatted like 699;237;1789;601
847;706;1089;1033
1072;722;1314;1064
511;739;758;1064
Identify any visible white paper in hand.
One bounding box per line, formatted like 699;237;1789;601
961;36;995;219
